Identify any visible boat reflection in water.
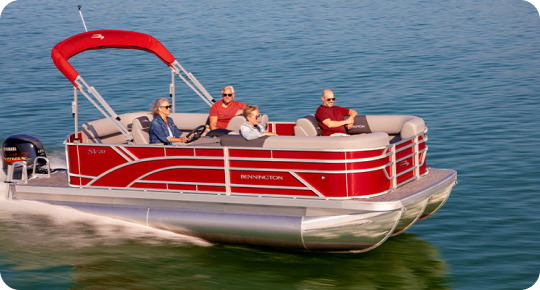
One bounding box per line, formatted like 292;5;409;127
71;235;450;289
0;201;449;289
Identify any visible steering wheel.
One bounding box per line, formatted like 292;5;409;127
185;125;207;143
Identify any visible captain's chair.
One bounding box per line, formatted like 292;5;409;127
131;115;152;145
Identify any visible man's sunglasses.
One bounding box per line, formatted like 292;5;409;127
222;93;234;97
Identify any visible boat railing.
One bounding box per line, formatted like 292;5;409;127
5;157;52;185
396;130;428;180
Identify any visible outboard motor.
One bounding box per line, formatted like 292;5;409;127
2;134;48;177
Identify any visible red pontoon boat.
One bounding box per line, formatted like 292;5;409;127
2;30;457;252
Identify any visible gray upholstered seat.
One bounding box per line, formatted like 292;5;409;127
132;116;152;145
294;115;321;136
81;111;151;144
226;115;246;132
169;113;209;132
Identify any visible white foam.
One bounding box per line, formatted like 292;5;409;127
0;200;212;249
0;155;5;182
42;150;67;170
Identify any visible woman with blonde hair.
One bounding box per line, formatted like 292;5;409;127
240;105;277;140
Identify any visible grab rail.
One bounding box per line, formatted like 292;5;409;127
32;157;51;178
384;132;428;188
6;161;28;184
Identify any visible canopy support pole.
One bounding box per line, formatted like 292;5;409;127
170;69;176;113
74;76;133;143
72;87;79;143
171;60;215;107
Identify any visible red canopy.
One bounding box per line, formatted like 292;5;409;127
51;30;176;86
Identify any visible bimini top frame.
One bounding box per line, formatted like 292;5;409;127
51;30;215;143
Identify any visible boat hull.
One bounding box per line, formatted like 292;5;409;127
6;168;456;252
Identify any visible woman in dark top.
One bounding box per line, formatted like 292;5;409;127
149;98;187;144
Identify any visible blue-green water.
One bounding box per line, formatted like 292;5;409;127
1;0;540;289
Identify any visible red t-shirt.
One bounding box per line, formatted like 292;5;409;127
209;100;246;129
315;105;350;136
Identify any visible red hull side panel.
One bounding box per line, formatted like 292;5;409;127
348;171;392;197
231;171;304;187
77;146;129;177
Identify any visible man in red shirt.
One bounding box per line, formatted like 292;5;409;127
209;85;246;130
315;89;357;136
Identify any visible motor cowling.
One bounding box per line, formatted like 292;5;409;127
2;134;47;175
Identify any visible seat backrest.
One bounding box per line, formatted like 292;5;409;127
259;114;269;131
365;115;426;139
132;116;152;145
226;115;246;132
169;113;209;131
81;111;149;144
294;115;321;136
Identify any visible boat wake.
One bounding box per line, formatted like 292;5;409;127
0;199;213;251
41;150;68;170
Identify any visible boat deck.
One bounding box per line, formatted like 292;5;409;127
361;168;454;202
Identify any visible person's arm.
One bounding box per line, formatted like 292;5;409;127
261;132;277;136
149;119;172;144
170;136;188;143
321;118;353;128
169;118;188;143
347;109;358;119
259;125;277;136
209;116;218;130
345;109;357;129
236;103;246;116
240;124;262;140
321;108;357;129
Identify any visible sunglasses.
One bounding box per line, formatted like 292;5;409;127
251;113;261;119
222;93;234;97
161;105;172;109
327;98;335;101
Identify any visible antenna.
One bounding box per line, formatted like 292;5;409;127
78;5;88;32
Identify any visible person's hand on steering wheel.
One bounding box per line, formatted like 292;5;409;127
185;125;207;143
